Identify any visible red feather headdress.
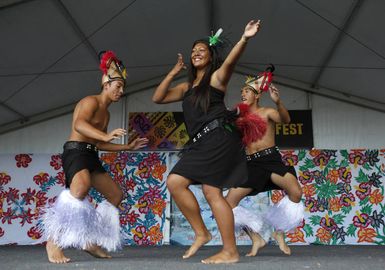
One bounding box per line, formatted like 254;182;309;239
98;51;127;85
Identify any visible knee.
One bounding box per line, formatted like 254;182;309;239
166;175;182;194
202;185;221;204
290;187;303;203
225;194;239;209
227;200;238;209
70;186;89;200
111;188;124;207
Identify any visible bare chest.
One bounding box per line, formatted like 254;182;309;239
91;109;109;130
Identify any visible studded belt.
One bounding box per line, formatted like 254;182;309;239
191;119;223;143
64;141;98;153
246;146;280;161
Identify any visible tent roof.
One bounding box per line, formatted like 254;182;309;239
1;0;384;134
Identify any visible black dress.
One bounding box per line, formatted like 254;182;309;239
170;86;247;188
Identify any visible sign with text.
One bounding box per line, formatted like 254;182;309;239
275;110;313;149
128;110;313;150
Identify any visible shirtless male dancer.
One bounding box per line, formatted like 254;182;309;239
43;51;148;263
226;75;304;256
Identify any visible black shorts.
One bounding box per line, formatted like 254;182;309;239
61;141;106;188
240;146;297;196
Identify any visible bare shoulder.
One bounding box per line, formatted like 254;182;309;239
178;82;190;93
77;95;99;108
257;106;275;113
80;95;98;104
265;107;278;114
210;71;225;92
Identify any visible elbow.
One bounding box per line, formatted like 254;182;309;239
152;97;161;104
73;120;89;136
152;95;163;104
284;116;291;124
74;121;82;133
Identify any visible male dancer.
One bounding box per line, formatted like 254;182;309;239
226;75;304;256
43;51;148;263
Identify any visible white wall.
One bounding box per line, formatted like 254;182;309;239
0;101;123;153
312;95;385;149
0;74;384;153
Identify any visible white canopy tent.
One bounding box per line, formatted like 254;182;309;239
0;0;384;151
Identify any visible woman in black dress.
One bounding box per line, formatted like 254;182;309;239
152;20;261;264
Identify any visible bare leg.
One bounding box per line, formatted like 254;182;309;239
83;172;124;258
46;169;91;263
201;185;239;264
269;172;300;255
91;172;123;207
46;240;70;263
244;229;266;256
226;187;266;256
270;172;302;203
225;187;253;209
167;174;211;259
272;231;291;255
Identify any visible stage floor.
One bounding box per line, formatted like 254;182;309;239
0;245;384;270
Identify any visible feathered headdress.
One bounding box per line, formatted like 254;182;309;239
244;64;275;94
99;51;127;86
209;28;223;47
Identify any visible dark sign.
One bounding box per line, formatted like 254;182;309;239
275;110;313;149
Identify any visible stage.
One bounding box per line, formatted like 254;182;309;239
0;245;384;270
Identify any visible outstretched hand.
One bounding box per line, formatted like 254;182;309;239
243;19;261;39
169;53;186;76
128;137;149;150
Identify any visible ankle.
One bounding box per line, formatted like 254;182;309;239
222;246;238;255
195;230;211;237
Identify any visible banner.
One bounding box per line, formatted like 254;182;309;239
128;112;189;150
275;110;313;149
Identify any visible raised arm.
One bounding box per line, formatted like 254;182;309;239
152;53;189;104
212;20;261;91
268;84;291;124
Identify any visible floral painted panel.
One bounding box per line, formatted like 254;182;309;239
171;150;385;245
0;152;171;245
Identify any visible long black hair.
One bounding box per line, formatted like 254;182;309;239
188;39;223;113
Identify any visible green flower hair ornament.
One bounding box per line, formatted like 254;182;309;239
209;28;223;46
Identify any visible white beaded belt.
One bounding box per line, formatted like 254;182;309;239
64;141;98;153
192;119;223;143
246;146;279;161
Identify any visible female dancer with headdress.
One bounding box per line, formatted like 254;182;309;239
153;20;261;264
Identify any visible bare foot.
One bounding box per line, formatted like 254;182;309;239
272;231;291;255
85;245;112;259
245;231;266;256
182;231;212;259
201;249;239;264
46;240;70;264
